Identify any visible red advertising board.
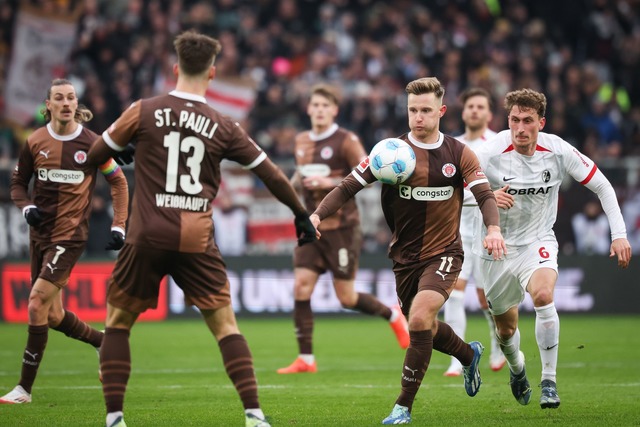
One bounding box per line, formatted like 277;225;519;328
1;262;168;322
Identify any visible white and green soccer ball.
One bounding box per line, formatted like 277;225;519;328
368;138;416;185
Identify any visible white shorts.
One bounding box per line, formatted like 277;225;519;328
481;240;559;315
460;235;485;289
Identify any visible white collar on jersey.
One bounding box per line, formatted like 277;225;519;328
309;123;338;141
46;123;83;141
169;90;207;104
408;131;444;150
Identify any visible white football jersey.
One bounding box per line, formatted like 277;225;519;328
458;129;497;240
473;130;613;257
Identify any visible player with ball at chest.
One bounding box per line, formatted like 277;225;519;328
310;77;506;425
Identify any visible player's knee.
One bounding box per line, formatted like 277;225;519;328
495;324;516;342
337;293;357;308
27;295;47;317
47;311;64;327
531;289;554;306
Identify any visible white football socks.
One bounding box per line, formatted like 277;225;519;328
444;290;466;340
497;327;524;375
482;309;501;357
299;354;315;364
535;302;559;382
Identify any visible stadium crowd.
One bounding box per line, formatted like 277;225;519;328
1;0;639;255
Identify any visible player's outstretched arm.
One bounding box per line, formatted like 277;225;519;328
610;238;632;268
312;174;361;223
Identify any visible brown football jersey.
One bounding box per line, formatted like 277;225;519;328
350;133;486;263
10;124;127;242
103;91;266;252
294;126;365;230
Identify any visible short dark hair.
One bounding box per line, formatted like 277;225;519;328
173;30;222;76
310;83;340;105
460;87;493;110
504;88;547;118
405;77;445;100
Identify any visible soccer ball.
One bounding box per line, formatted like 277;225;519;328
368;138;416;185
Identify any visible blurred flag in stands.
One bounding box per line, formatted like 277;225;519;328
4;5;79;125
156;76;256;121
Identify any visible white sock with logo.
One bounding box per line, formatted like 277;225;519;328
535;302;559;382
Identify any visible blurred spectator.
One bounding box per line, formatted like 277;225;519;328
1;0;640;254
571;199;611;255
212;191;249;256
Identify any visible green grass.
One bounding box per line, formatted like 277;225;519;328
1;315;639;426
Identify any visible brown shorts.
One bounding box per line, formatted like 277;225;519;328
30;240;86;288
293;226;362;280
393;246;463;316
107;243;230;314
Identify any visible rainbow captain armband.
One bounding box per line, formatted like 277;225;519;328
99;158;121;178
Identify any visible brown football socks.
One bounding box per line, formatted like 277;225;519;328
353;292;393;320
101;328;131;413
396;329;432;411
218;334;259;410
433;320;474;366
293;299;314;354
18;324;48;394
51;310;104;348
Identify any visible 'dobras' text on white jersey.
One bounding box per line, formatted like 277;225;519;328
473;130;598;255
458;129;497;241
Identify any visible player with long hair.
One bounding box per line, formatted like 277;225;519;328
2;78;128;404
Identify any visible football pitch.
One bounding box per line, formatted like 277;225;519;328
1;315;639;426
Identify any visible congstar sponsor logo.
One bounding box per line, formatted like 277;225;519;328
399;185;454;200
37;168;84;184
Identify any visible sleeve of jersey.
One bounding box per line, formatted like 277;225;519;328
564;144;627;239
220;121;268;169
10;141;35;210
583;168;627;240
102;101;141;152
460;145;489;189
98;159;129;233
350;156;377;187
313;174;364;220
